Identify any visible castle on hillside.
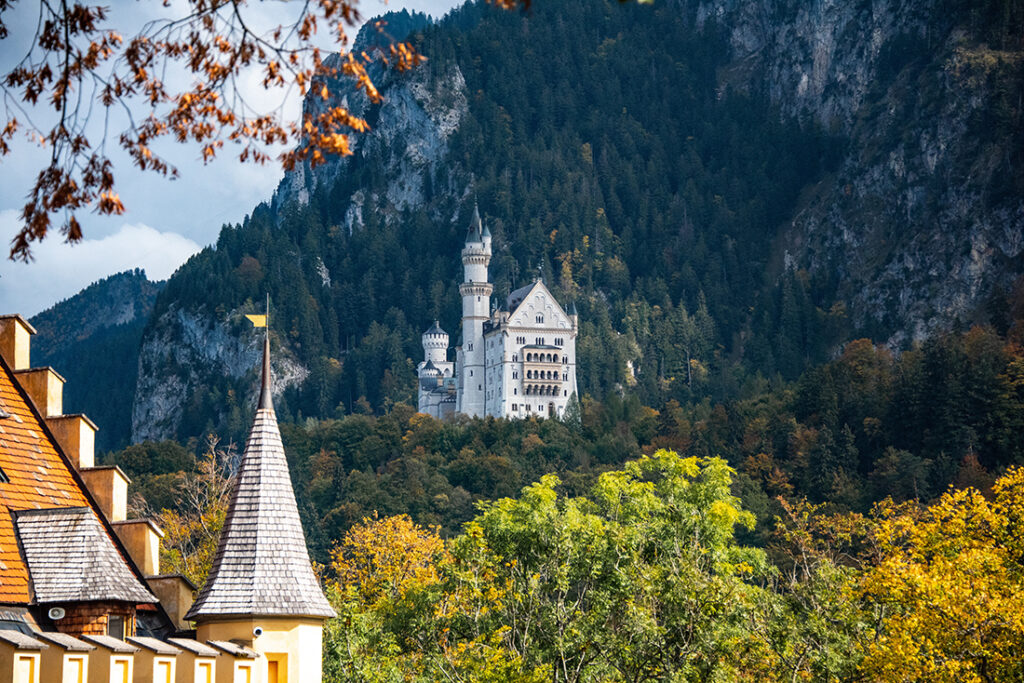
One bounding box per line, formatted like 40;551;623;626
417;207;579;419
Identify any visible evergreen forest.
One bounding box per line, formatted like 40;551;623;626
154;0;845;442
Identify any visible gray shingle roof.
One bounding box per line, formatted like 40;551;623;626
167;637;219;657
186;335;335;620
13;507;157;604
507;281;540;313
0;630;47;650
33;632;94;651
423;320;447;337
127;636;182;655
82;634;139;653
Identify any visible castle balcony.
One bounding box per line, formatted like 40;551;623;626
521;345;567;396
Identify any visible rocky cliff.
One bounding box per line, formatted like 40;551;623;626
274;11;469;219
702;0;1023;343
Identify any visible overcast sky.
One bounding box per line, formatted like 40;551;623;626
0;0;464;317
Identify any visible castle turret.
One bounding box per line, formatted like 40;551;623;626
457;204;492;417
186;330;334;682
422;321;448;365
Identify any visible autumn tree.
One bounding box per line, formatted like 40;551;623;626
0;0;454;260
154;436;235;586
855;468;1024;681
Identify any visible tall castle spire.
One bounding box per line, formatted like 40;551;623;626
187;312;333;681
457;203;493;417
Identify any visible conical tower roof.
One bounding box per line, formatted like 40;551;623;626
466;203;483;243
186;333;335;620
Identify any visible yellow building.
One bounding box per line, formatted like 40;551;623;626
185;333;335;683
0;313;329;682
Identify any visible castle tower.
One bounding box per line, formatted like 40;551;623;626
186;330;335;683
457;204;492;417
421;321;448;365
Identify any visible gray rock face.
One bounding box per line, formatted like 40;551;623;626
703;0;1023;344
132;306;308;442
273;29;468;223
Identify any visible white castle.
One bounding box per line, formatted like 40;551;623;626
417;206;579;419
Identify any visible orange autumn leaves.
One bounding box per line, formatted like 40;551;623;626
0;0;445;260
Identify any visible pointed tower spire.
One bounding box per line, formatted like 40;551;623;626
259;295;273;410
187;297;334;624
466;203;483;243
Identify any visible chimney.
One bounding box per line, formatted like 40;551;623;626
13;367;64;417
79;465;130;522
111;519;164;576
147;576;197;631
0;315;34;370
46;414;97;469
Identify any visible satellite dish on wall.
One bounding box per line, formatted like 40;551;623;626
48;607;65;620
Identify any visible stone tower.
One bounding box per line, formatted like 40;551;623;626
457;204;492;417
186;331;335;683
421;321;449;365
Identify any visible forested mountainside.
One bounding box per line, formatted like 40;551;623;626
114;321;1024;567
29;270;162;451
124;0;1023;446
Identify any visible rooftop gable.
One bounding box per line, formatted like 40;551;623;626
14;507;157;604
506;280;572;330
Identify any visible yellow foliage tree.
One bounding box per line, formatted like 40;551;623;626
332;513;447;608
857;468;1024;682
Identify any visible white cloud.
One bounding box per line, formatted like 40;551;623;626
0;212;202;317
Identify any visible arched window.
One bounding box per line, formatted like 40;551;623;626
553;354;559;363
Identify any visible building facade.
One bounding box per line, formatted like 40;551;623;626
0;312;334;683
418;207;579;420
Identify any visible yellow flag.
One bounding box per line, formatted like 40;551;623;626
245;314;267;328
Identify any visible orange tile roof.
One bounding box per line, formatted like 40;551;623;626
0;357;91;604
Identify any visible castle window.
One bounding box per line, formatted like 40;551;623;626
564;390;568;396
514;388;517;394
512;404;518;411
536;315;544;323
